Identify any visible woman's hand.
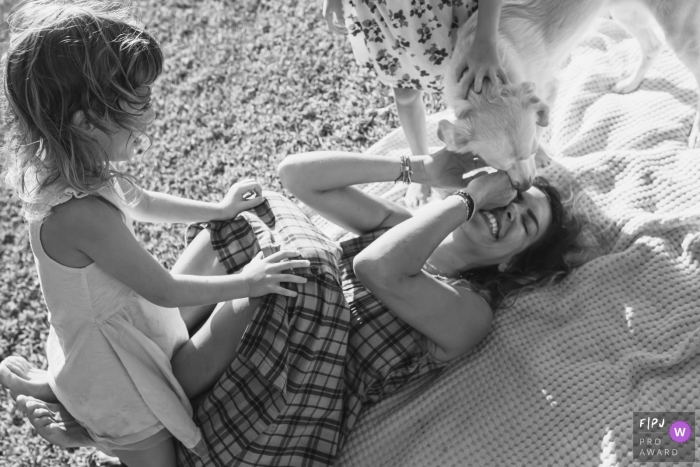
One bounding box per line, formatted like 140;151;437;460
420;147;489;190
457;39;509;95
216;179;265;220
464;170;516;211
241;250;310;298
322;0;347;35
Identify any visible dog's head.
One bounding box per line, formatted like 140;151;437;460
440;81;549;191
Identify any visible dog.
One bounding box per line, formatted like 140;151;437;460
438;0;700;191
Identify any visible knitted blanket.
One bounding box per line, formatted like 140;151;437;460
307;20;700;467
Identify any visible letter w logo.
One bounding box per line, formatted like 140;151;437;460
674;427;687;437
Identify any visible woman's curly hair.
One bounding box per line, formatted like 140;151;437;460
1;0;162;219
462;177;587;309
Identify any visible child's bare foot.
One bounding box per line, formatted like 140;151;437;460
16;395;94;449
0;356;57;402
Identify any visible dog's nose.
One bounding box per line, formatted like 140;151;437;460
506;158;536;192
512;178;533;192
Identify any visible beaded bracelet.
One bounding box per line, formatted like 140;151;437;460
394;155;413;184
451;190;476;222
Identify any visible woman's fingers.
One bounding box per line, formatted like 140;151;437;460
462;167;492;186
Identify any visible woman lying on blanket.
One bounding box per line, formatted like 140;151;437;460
8;148;583;467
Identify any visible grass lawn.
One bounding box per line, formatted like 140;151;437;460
0;0;447;464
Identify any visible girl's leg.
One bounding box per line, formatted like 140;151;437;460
170;228;228;333
393;87;432;207
171;296;260;400
393;87;428;155
112;437;177;467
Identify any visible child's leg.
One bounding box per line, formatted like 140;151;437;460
393;87;429;155
171;296;259;400
112;437;177;467
170;228;228;333
393;87;432;207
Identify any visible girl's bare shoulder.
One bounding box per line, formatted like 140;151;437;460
41;196;125;267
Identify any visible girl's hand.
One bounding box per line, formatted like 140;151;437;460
458;39;509;95
323;0;347;34
463;170;516;211
216;179;265;220
241;250;311;298
421;147;489;190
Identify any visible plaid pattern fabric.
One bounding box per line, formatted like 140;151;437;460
338;228;449;448
176;192;447;467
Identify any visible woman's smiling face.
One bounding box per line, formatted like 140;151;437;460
455;186;553;268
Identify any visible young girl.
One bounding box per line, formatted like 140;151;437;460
0;1;309;466
323;0;510;207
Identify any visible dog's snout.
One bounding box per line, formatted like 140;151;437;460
512;178;534;192
505;158;536;193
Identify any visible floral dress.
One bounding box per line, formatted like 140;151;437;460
344;0;479;92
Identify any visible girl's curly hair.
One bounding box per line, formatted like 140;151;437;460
462;177;587;309
2;0;162;219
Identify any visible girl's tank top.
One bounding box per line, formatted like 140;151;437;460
27;181;206;456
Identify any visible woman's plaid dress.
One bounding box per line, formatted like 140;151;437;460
177;192;448;467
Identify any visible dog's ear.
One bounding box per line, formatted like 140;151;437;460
438;119;473;151
437;119;458;149
520;81;537;96
532;98;550;127
521;83;550;127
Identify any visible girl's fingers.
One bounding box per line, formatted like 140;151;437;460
266;250;303;262
240;196;265;209
275;274;308;284
252;251;265;262
270;259;311;271
497;68;510;85
271;286;299;298
488;69;499;88
473;71;485;93
459;70;475;97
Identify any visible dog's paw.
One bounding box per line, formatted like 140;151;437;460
612;75;641;94
404;183;432;209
